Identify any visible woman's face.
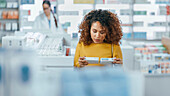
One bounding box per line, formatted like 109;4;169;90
43;3;51;16
90;21;107;43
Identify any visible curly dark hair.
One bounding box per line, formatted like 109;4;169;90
78;9;123;45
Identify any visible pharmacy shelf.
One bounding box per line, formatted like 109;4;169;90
133;16;166;22
119;16;131;24
57;0;170;39
0;19;18;20
122;26;166;34
0;30;16;32
133;26;166;32
58;4;93;11
0;8;18;10
122;27;132;33
133;4;159;10
95;4;130;10
0;0;20;36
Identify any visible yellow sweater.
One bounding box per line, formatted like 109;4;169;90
74;42;123;67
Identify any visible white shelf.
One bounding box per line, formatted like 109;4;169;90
133;15;166;22
134;4;159;10
119;16;131;23
96;4;130;10
0;30;16;32
58;4;93;11
0;8;18;10
0;18;18;19
122;27;132;33
133;26;166;32
59;16;83;25
57;0;170;39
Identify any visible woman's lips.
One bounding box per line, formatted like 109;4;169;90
94;39;100;42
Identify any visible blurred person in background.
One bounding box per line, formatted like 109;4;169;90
34;0;61;32
74;9;123;68
33;0;71;45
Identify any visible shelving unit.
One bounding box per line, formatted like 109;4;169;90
0;0;20;43
56;0;170;40
57;0;135;39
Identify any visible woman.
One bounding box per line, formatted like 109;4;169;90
74;9;123;68
34;0;59;32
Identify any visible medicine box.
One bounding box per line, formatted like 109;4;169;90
84;57;99;64
100;58;116;64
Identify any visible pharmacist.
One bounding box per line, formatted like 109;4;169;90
33;0;62;33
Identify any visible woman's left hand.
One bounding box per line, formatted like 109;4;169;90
112;58;123;64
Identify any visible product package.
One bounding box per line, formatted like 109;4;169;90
12;2;18;8
0;1;6;8
2;11;7;19
6;2;13;8
13;11;19;19
7;11;13;19
12;23;18;31
84;57;99;64
100;58;116;65
5;23;11;31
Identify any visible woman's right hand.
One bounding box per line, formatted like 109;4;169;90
78;56;88;68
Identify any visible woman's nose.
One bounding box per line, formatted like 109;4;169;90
96;32;100;37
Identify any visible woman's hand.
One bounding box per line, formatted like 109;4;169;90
78;56;88;67
112;58;123;64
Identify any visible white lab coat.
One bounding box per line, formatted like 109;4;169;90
33;12;63;33
33;12;71;46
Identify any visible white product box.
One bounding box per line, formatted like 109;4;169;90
12;2;18;8
84;57;99;64
5;23;11;31
100;58;116;65
162;54;170;61
152;54;164;61
12;23;18;31
6;2;13;8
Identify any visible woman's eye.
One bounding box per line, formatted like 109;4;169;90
93;30;97;33
100;31;105;34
